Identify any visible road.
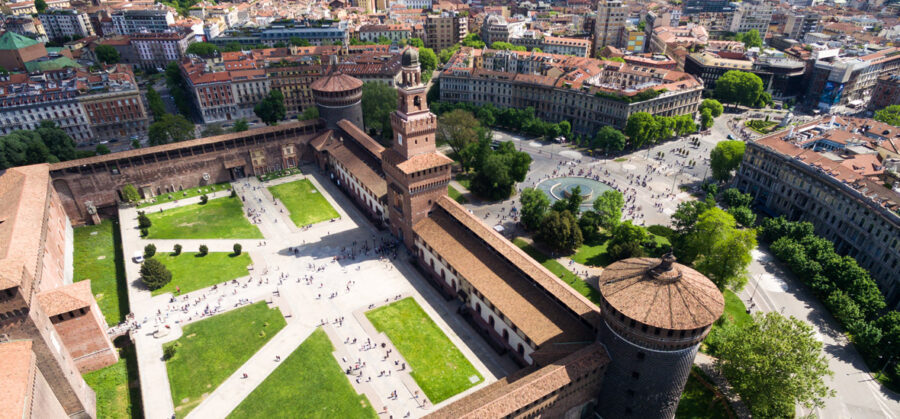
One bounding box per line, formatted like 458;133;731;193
463;112;900;417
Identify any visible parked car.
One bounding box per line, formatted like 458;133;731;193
727;134;736;140
133;251;144;264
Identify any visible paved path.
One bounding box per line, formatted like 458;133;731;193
694;352;750;418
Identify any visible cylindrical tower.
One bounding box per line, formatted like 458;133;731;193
311;71;364;131
594;254;724;419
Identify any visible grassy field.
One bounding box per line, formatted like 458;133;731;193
676;367;733;419
268;179;339;227
614;157;628;162
138;182;231;208
447;185;468;204
150;252;251;296
145;197;262;239
83;337;144;419
720;289;752;328
366;298;482;403
73;219;129;325
455;174;472;190
229;329;377;419
257;167;301;182
165;302;286;418
572;232;671;267
745;119;778;135
513;238;602;306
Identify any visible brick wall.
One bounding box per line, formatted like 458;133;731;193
50;301;117;373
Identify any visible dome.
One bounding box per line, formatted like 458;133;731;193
402;48;419;67
310;71;363;93
597;255;724;331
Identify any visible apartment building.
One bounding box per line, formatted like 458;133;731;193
5;16;48;43
38;9;96;40
131;30;194;70
807;47;900;112
683;0;735;14
439;48;703;135
424;12;467;51
211;20;349;47
684;51;806;99
729;0;774;38
357;24;412;43
869;75;900;110
0;65;147;144
648;24;709;56
111;7;175;35
734;117;900;308
784;12;821;40
594;0;626;55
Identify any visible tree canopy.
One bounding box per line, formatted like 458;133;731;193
537;210;583;254
715;70;765;108
145;87;166;121
592;189;624;229
148;114;195;146
590;126;627;152
232;119;249;132
140;258;172;290
735;29;763;49
710;140;746;181
678;207;756;290
709;312;834;418
699;99;724;118
874;105;900;126
35;0;47;12
419;47;438;83
94;44;120;64
461;33;485;48
361;82;398;145
186;42;220;57
254;89;286;125
437;109;485;155
0;121;78;169
520;188;550;231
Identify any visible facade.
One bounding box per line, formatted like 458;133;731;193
481;15;511;46
211;21;349;47
683;0;735;15
424;12;468;51
623;27;646;53
110;8;175;35
648;24;709;56
734;117;900;308
4;16;48;42
357;24;412;43
0;65;148;144
38;9;96;40
870;75;900;110
439;48;703;135
594;0;626;55
784;12;821;40
311;71;365;131
131;30;194;70
729;0;774;39
684;51;806;99
807;47;900;111
541;36;592;57
0;164;119;419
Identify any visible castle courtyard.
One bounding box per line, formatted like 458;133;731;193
116;168;518;419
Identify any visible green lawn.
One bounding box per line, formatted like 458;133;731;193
83;337;143;419
165;302;286;418
676;367;732;419
720;289;752;328
257;167;301;182
145;196;262;239
745;119;778;134
614;157;628;162
455;174;472;190
513;238;602;306
228;329;377;419
268;179;339;227
150;252;251;296
138;182;231;208
572;232;671;267
366;298;482;403
448;185;468;204
73;220;129;325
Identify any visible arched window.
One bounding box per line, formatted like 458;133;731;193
414;95;422;109
475;303;481;315
517;343;524;356
502;329;509;343
489;316;495;327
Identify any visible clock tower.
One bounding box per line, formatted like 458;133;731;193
382;48;453;248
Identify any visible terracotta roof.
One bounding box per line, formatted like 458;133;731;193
0;340;34;419
310;71;363;93
0;165;52;293
49;120;321;171
598;257;724;330
414;199;598;347
37;280;93;317
337;119;384;158
394;152;454;174
309;129;333;151
325;138;387;199
428;343;609;418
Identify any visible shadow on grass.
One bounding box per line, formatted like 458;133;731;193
114;335;145;419
111;219;131;323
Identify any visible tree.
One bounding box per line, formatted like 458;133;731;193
163;345;176;360
578;210;601;242
490;42;526;51
437;109;483;155
186;42;219;56
199;244;208;256
419;47;438;83
701;108;714;130
471;153;514;200
137;214;152;231
35;0;47;12
254;89;286;125
146;87;166;121
536;210;583;254
361;82;398;144
735;29;763;49
592;125;626;151
199;194;208;204
520;188;549;231
123;184;141;203
140;258;172;290
722;187;753;208
558;120;571;139
297;106;319;121
290;37;310;47
715;71;765;108
408;38;425;48
94;44;120;64
232;119;250;133
874;105;900;127
683;208;756;290
201;124;225;137
593;189;624;229
144;244;157;258
173;244;182;255
710;140;746;181
233;243;242;256
148;114;195;146
625;112;658;149
728;206;757;227
461;33;485;48
699;98;724;117
711;312;834;418
131;139;141;149
95;144;111;155
608;220;648;261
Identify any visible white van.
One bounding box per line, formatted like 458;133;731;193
133;251;144;263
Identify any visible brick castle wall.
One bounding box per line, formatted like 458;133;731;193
50;300;117;373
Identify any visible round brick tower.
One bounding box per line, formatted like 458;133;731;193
594;254;724;419
311;70;364;131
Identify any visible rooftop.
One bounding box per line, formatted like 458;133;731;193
310;71;363;93
0;340;34;419
0;31;40;50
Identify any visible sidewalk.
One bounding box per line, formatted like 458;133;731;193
694;352;751;418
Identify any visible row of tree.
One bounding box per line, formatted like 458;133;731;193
0;121;82;169
431;101;572;140
520;186;627;255
762;217;900;381
624;112;697;149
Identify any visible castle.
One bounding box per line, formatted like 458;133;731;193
0;48;723;418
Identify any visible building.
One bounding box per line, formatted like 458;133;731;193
0;65;148;144
0;31;48;72
870;75;900;110
648;25;709;57
4;16;48;43
784;12;821;40
439;48;703;135
807;47;900;112
683;0;735;15
131;30;194;70
729;0;774;39
38;9;96;41
311;70;365;131
540;36;592;57
424;12;468;51
684;51;806;99
0;164;120;419
110;7;175;35
734;116;900;308
357;24;412;43
210;20;349;47
481;15;512;46
622;26;646;53
594;0;626;55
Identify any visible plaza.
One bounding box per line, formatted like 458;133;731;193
117;169;517;419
